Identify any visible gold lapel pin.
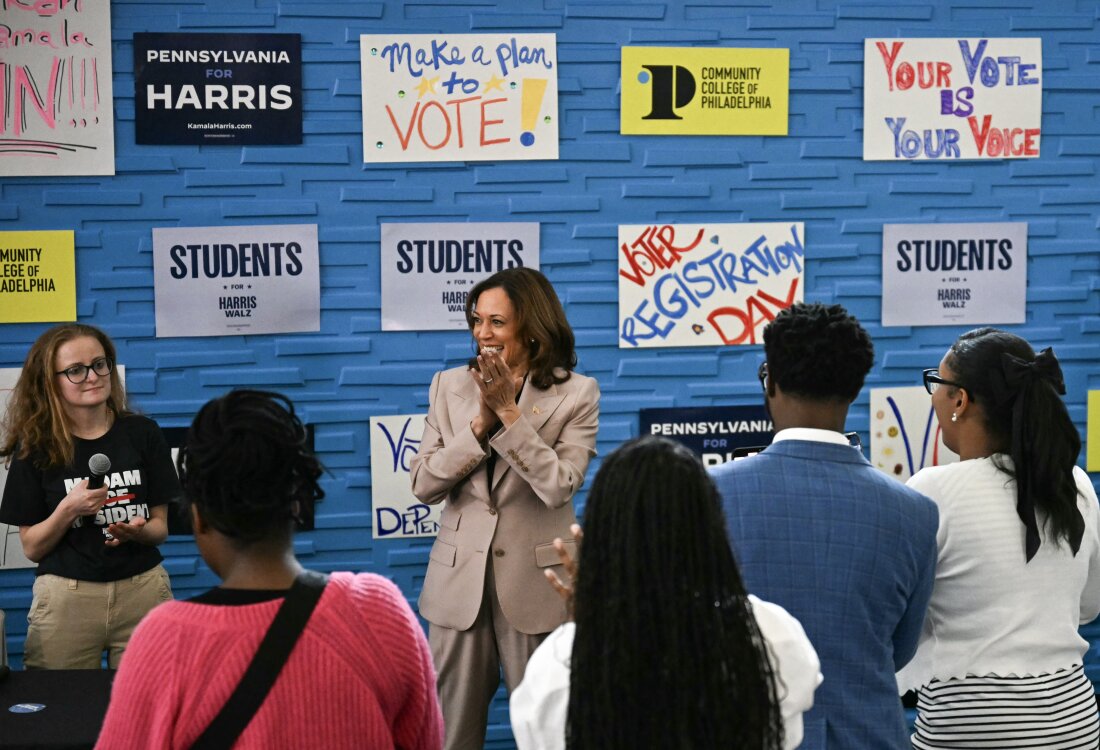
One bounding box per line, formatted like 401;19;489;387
532;406;541;415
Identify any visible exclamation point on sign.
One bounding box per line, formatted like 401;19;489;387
519;78;548;147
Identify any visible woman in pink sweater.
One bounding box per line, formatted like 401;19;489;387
96;390;443;750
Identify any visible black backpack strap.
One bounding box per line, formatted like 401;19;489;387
190;569;329;750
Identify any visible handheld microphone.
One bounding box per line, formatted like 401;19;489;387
87;453;111;490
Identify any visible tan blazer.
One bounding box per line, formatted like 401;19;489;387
412;366;599;635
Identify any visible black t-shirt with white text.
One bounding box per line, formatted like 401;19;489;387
0;415;181;581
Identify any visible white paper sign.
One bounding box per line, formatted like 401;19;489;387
153;224;320;338
0;369;33;569
870;386;958;482
618;222;804;348
0;0;116;176
360;33;559;163
381;222;540;331
370;414;441;539
864;38;1042;161
882;222;1027;327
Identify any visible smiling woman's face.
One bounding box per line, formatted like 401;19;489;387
470;286;527;370
54;335;111;412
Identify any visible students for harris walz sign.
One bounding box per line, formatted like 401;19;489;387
152;224;319;338
0;231;75;323
0;0;115;176
381;222;539;331
863;38;1041;161
133;33;302;145
620;47;788;135
639;405;773;468
360;34;558;163
881;222;1026;327
618;222;804;349
370;414;441;539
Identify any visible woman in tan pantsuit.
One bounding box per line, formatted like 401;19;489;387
411;267;599;750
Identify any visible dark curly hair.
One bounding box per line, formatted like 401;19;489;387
567;436;783;750
947;328;1083;560
177;390;324;546
465;267;577;390
763;302;874;402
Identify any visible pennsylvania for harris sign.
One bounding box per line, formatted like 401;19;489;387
134;32;302;145
620;47;788;135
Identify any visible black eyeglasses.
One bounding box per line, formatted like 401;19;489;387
757;361;769;392
922;368;963;395
56;357;113;384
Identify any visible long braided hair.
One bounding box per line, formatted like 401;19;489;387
567;436;784;749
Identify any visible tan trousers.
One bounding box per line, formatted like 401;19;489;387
429;562;547;750
24;564;173;670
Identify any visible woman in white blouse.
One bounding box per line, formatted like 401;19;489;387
899;328;1100;747
510;436;821;750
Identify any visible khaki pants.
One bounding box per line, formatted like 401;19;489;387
429;562;547;750
24;564;172;670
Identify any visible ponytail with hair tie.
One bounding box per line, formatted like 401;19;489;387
992;347;1066;403
990;347;1072;562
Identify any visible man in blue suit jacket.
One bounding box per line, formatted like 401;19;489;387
711;303;938;749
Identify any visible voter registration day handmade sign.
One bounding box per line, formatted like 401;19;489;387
618;222;804;349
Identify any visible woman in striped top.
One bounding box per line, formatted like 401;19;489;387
898;328;1100;748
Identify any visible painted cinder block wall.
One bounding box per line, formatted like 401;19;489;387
1;1;1097;745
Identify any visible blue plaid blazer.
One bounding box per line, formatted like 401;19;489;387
711;439;938;750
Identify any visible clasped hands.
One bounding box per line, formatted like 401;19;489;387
469;349;524;440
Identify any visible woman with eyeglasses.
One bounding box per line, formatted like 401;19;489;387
898;328;1100;747
0;324;177;669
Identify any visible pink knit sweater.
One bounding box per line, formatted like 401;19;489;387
95;572;443;750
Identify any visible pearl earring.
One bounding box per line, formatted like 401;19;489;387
951;412;958;423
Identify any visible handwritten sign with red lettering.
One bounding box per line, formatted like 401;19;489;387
0;0;115;176
360;34;558;163
618;222;804;348
864;38;1041;161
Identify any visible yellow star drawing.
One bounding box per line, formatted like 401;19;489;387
483;74;506;92
416;76;439;98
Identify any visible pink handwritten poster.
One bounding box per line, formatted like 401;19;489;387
618;222;804;348
0;0;115;176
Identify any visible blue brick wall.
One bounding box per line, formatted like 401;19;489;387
2;1;1098;746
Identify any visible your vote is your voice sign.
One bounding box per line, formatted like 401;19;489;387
153;224;320;338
